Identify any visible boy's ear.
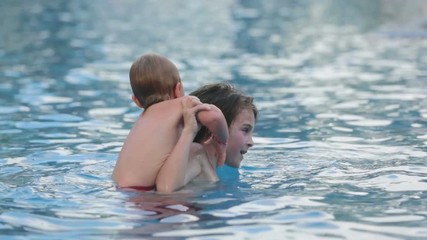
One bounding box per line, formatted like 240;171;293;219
131;95;143;108
174;82;184;98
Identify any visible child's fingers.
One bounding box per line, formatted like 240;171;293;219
191;104;211;113
188;96;200;101
202;135;226;166
182;96;202;107
218;148;226;166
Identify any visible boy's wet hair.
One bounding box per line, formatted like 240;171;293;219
129;53;181;109
190;82;257;142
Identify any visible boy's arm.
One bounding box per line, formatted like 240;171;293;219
155;97;208;193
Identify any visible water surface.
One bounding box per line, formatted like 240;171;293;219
1;0;427;239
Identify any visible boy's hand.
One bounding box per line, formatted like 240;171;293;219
181;96;211;136
203;135;227;166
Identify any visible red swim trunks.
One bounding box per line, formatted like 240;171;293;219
125;186;156;191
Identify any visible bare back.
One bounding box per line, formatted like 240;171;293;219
112;96;228;189
113;98;184;188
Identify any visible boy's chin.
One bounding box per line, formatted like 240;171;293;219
225;160;240;168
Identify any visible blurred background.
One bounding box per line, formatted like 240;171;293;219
1;0;427;239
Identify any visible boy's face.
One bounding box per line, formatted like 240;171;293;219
225;109;255;168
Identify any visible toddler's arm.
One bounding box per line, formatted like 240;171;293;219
155;97;209;193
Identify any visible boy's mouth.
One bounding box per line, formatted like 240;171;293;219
240;150;247;155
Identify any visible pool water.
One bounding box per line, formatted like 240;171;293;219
1;0;427;239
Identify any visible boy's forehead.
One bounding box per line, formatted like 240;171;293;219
235;108;255;124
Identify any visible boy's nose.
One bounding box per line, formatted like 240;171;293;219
247;136;254;148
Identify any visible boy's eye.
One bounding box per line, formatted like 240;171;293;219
240;124;253;134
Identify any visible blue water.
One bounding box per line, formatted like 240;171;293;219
1;0;427;239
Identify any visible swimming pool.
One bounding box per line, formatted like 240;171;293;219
1;0;427;239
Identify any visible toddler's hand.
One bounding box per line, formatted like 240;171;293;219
203;134;227;166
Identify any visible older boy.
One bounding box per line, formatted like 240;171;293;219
156;83;258;192
191;83;258;168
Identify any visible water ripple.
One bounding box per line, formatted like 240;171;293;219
1;0;427;239
0;211;134;232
